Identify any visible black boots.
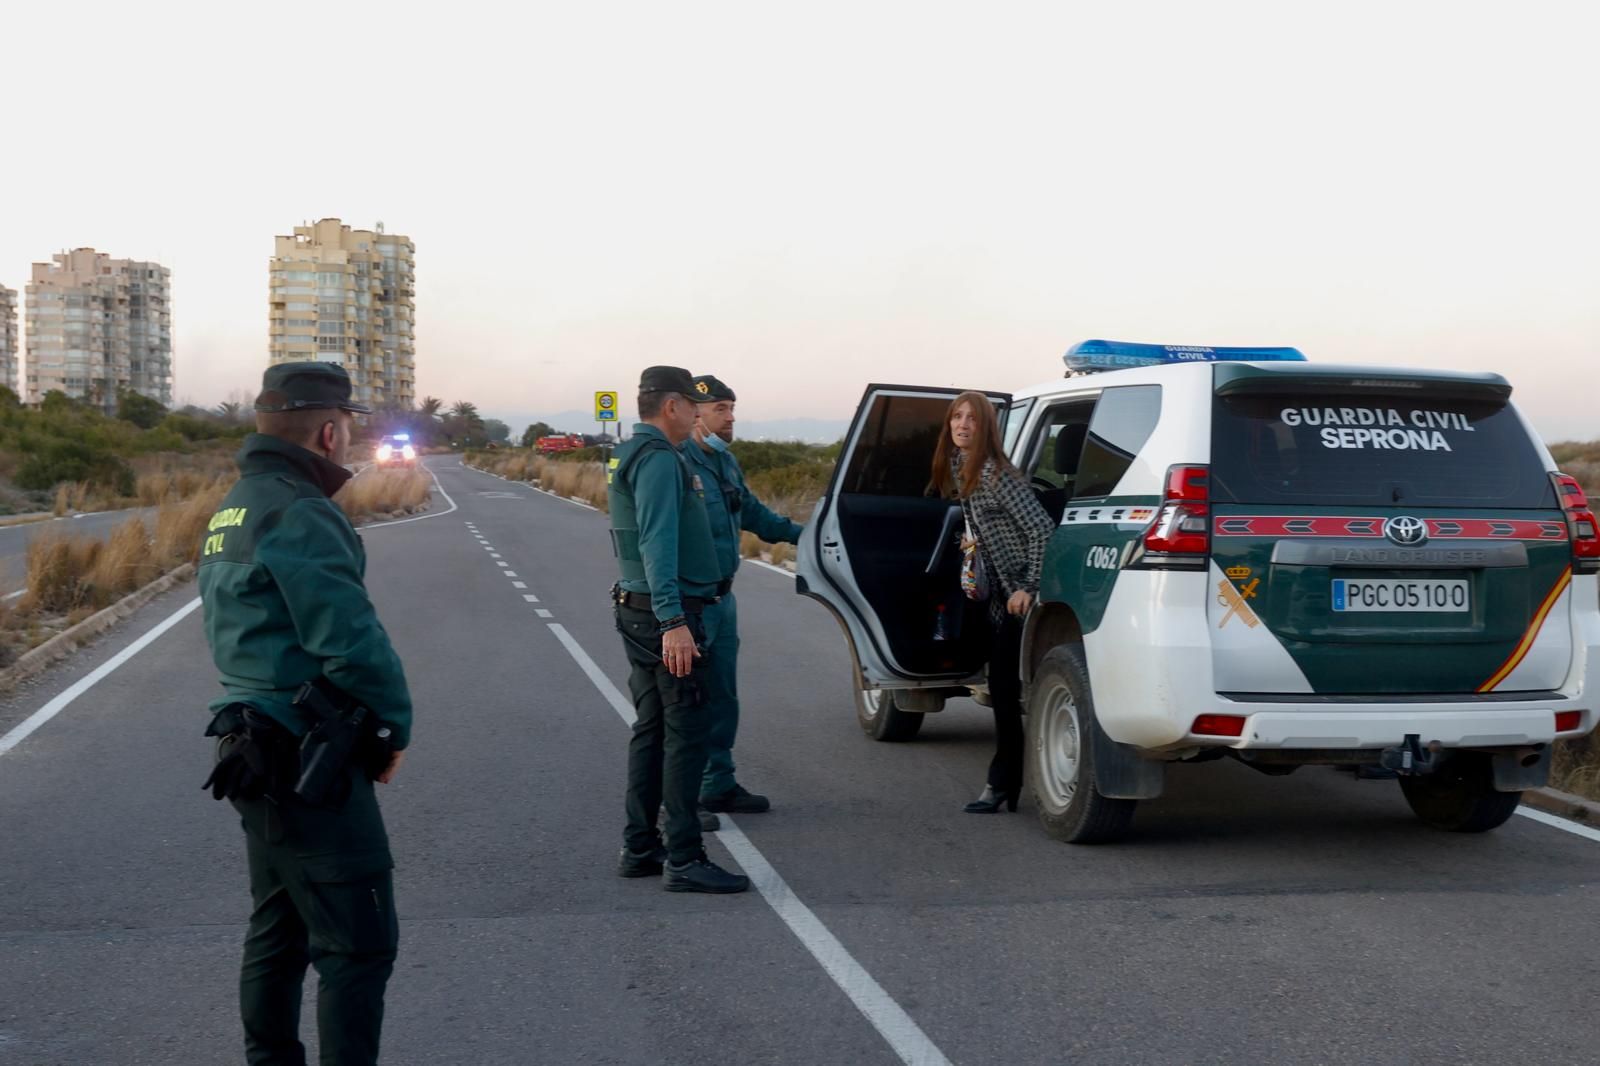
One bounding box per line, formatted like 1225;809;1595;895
963;785;1019;814
664;853;750;894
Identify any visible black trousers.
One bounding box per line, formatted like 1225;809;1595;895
986;611;1026;793
231;767;398;1066
617;603;713;864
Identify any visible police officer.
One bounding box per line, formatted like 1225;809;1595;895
610;366;749;894
198;362;412;1065
682;375;803;817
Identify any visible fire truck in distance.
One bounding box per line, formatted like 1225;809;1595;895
536;434;587;455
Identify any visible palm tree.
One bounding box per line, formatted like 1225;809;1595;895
449;400;482;425
217;400;244;423
418;396;443;421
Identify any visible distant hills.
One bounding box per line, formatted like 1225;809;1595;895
485;409;848;444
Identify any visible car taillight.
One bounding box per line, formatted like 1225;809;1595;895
1554;710;1582;733
1191;713;1245;738
1140;464;1209;567
1552;472;1600;573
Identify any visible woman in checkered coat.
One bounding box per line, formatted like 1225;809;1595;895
930;391;1055;814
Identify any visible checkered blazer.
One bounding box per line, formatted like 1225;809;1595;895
953;453;1055;620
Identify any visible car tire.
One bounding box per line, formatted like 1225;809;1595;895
1026;643;1137;844
1398;753;1522;832
855;687;924;742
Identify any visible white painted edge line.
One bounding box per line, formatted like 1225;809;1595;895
0;597;203;757
541;620;952;1066
2;589;25;603
362;463;460;529
1515;806;1600;844
748;559;797;580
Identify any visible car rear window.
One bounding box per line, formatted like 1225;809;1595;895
1211;392;1554;508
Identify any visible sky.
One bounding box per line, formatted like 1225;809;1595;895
2;1;1596;439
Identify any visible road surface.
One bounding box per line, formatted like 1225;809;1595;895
1;457;1597;1065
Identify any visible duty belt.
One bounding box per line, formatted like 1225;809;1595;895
614;577;732;611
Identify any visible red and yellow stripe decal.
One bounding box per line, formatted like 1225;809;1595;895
1478;566;1572;692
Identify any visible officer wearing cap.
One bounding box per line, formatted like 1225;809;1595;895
197;361;413;1064
609;366;750;894
681;375;803;818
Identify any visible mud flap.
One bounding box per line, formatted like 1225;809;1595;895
1491;745;1551;792
1090;711;1165;799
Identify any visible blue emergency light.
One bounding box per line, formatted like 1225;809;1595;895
392;432;410;441
1064;339;1307;374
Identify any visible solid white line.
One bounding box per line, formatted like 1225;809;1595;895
540;621;953;1066
512;581;527;589
1516;806;1600;844
362;463;460;529
0;597;203;757
2;589;24;603
535;609;553;618
522;593;541;603
748;559;797;580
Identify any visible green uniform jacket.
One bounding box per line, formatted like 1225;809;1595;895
608;423;721;624
681;437;803;580
197;434;414;748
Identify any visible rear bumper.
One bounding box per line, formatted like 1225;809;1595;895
1199;702;1590;749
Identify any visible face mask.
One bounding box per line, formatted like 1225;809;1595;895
704;431;730;453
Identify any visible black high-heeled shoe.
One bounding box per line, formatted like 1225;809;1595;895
963;785;1019;814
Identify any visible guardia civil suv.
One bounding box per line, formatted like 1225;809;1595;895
796;340;1600;843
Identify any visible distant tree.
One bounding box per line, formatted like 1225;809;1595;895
116;389;167;430
0;385;20;410
41;390;78;414
441;400;487;449
519;421;557;448
418;396;443;420
482;418;511;444
216;400;246;423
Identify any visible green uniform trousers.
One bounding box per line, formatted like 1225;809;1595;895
697;592;743;800
619;602;714;863
232;766;398;1066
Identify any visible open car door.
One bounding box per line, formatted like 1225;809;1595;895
797;384;1011;692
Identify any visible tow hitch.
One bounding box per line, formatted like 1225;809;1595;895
1379;734;1440;775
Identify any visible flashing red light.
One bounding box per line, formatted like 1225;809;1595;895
1191;713;1246;738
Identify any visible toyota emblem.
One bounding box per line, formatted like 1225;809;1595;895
1384;515;1428;546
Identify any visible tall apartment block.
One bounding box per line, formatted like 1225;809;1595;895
24;249;173;410
268;219;415;410
0;285;17;396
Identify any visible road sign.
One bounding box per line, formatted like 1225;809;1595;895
595;391;618;421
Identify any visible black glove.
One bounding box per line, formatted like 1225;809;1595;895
201;732;272;801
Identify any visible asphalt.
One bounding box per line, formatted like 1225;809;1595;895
1;457;1597;1065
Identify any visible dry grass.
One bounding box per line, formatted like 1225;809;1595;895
740;531;762;558
769;542;795;567
336;467;432;522
1551;734;1600;802
466;450;608;510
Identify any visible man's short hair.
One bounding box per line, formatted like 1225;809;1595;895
256;407;347;447
637;390;674;419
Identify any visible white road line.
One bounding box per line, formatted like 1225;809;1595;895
512;582;527;589
541;620;953;1066
535;609;553;618
3;589;25;603
0;597;203;757
749;559;797;580
362;464;460;529
490;553;502;559
522;593;541;603
504;571;519;577
1516;806;1600;844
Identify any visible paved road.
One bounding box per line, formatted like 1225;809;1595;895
0;508;160;598
2;457;1597;1065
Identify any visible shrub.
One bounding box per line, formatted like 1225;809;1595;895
336;468;432;522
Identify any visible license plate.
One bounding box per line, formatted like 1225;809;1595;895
1331;579;1470;612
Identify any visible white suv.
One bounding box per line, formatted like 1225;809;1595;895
797;341;1600;842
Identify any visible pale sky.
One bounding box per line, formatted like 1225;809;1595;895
3;1;1596;438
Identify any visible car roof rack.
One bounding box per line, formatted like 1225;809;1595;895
1064;339;1307;375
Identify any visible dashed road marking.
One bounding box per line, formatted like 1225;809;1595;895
535;609;553;618
512;582;527;589
523;594;541;603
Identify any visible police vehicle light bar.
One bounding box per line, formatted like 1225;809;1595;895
392;432;410;441
1064;339;1307;374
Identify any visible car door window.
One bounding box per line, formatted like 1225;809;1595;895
1073;385;1163;499
1020;398;1098;523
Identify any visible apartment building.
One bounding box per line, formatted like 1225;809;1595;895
24;248;173;410
268;218;415;410
0;285;17;396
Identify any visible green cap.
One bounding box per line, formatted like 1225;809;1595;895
691;375;735;403
254;361;371;415
638;365;713;401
